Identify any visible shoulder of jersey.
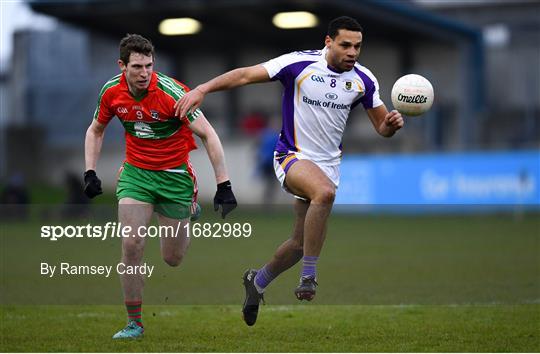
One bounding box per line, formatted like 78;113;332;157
288;49;324;61
156;72;189;92
98;73;122;97
353;62;377;81
269;50;323;69
103;73;122;86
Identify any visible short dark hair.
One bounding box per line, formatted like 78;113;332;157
327;16;363;39
119;34;155;64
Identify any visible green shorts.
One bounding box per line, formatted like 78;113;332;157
116;162;196;220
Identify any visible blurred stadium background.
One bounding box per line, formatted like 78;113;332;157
1;1;539;351
0;0;538;206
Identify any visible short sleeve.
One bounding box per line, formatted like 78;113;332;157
365;77;383;109
262;50;321;83
93;85;115;125
165;76;202;124
354;66;384;110
185;107;202;124
262;52;297;81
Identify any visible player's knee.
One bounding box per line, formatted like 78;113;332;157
163;253;184;267
313;186;336;204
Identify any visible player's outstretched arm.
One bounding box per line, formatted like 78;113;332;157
83;120;106;198
367;105;404;138
189;114;237;218
175;64;270;118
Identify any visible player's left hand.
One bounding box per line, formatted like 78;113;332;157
384;110;404;132
214;180;238;218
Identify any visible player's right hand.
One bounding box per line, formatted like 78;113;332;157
83;170;103;198
174;86;205;118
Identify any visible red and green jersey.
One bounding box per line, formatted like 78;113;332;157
93;71;201;170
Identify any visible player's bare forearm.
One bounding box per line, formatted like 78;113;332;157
175;65;269;118
201;134;229;184
85;120;106;171
189;116;229;184
198;65;270;94
367;105;404;138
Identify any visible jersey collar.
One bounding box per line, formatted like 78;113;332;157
321;46;349;74
119;71;158;93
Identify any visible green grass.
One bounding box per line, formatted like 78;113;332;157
1;304;539;352
26;183;117;205
1;210;539;351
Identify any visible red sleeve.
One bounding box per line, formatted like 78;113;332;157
172;78;195;125
93;86;115;125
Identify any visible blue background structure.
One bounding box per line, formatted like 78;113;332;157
337;150;540;209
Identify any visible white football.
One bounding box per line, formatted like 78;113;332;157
391;74;434;116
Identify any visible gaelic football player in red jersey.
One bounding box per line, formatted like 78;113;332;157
84;34;237;339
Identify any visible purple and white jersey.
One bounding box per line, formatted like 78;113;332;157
263;48;383;166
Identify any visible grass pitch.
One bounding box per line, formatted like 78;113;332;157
1;304;538;352
1;207;539;352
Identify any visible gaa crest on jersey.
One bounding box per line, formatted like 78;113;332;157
150;110;160;120
343;80;353;92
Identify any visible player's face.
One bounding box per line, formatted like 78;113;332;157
119;52;154;95
325;29;362;72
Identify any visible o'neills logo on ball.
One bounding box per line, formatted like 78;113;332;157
391;74;434;116
397;93;428;104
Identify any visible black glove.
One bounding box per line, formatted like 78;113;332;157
83;170;103;198
214;180;237;218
